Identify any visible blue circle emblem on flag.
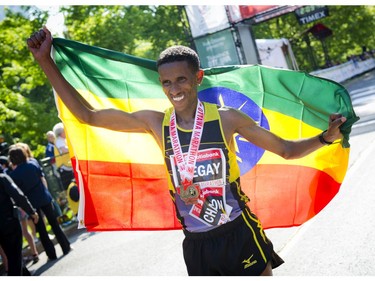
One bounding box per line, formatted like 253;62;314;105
198;87;269;175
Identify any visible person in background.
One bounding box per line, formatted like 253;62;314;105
16;142;49;188
0;156;12;176
0;154;39;264
8;146;72;261
0;245;8;275
45;131;56;161
13;144;44;243
15;142;63;217
45;131;61;179
19;208;39;264
53;123;75;190
0;158;11;275
0;173;39;275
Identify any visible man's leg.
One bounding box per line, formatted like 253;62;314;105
260;262;273;276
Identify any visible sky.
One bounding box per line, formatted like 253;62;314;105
37;5;65;37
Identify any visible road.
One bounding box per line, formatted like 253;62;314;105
27;69;375;276
268;69;375;275
344;69;375;135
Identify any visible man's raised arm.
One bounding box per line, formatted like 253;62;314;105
27;27;155;133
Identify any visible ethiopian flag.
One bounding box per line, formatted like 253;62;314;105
52;38;359;231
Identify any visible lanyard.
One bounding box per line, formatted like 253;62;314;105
169;100;204;188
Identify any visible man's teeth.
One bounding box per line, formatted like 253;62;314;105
173;95;184;102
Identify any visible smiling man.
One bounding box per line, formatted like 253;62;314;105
27;26;346;276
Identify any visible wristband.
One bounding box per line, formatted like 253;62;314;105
319;130;333;145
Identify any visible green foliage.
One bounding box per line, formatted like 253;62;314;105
252;5;375;72
61;5;190;60
0;6;60;159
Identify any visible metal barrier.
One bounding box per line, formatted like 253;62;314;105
39;156;78;226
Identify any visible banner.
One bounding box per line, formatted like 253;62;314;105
52;38;359;231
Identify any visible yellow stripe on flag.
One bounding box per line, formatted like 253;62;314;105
79;89;171;112
258;109;349;183
56;94;166;164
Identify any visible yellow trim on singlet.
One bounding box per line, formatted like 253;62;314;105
241;208;267;263
162;102;240;185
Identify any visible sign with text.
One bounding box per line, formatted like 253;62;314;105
295;6;329;25
194;29;240;68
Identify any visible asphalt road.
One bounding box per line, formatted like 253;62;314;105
27;70;375;276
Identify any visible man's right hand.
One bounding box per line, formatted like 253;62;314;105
27;26;53;62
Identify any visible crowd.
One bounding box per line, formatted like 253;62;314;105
0;122;77;276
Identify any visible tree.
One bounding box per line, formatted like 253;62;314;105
251;5;375;72
0;6;60;158
61;5;190;60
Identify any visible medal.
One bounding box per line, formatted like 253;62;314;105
179;183;200;200
170;101;204;204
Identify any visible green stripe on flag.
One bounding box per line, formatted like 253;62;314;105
53;38;166;100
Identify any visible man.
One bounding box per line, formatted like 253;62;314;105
45;131;56;164
45;131;60;178
27;27;346;276
8;145;72;261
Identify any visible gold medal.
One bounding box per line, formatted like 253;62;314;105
179;183;200;201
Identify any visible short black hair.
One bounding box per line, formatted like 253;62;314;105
156;45;200;72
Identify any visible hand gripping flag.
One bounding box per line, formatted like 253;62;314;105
52;38;359;231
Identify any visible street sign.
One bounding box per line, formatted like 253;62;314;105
295;6;329;25
308;23;333;40
194;29;240;68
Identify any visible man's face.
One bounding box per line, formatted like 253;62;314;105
158;61;203;112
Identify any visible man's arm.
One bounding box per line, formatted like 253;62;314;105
27;27;158;134
221;107;346;159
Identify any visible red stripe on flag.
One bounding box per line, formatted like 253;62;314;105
72;159;181;231
72;158;339;231
242;164;340;229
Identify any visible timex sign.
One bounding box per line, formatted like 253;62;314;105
295;6;329;25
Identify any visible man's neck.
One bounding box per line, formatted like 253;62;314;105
175;103;199;130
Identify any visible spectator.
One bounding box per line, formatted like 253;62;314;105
15;142;62;213
45;131;60;178
0;156;37;264
8;146;72;261
0;245;8;275
18;208;39;264
0;173;39;275
0;156;12;176
45;131;56;164
53;123;75;190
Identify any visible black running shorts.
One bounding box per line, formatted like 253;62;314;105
182;207;284;276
